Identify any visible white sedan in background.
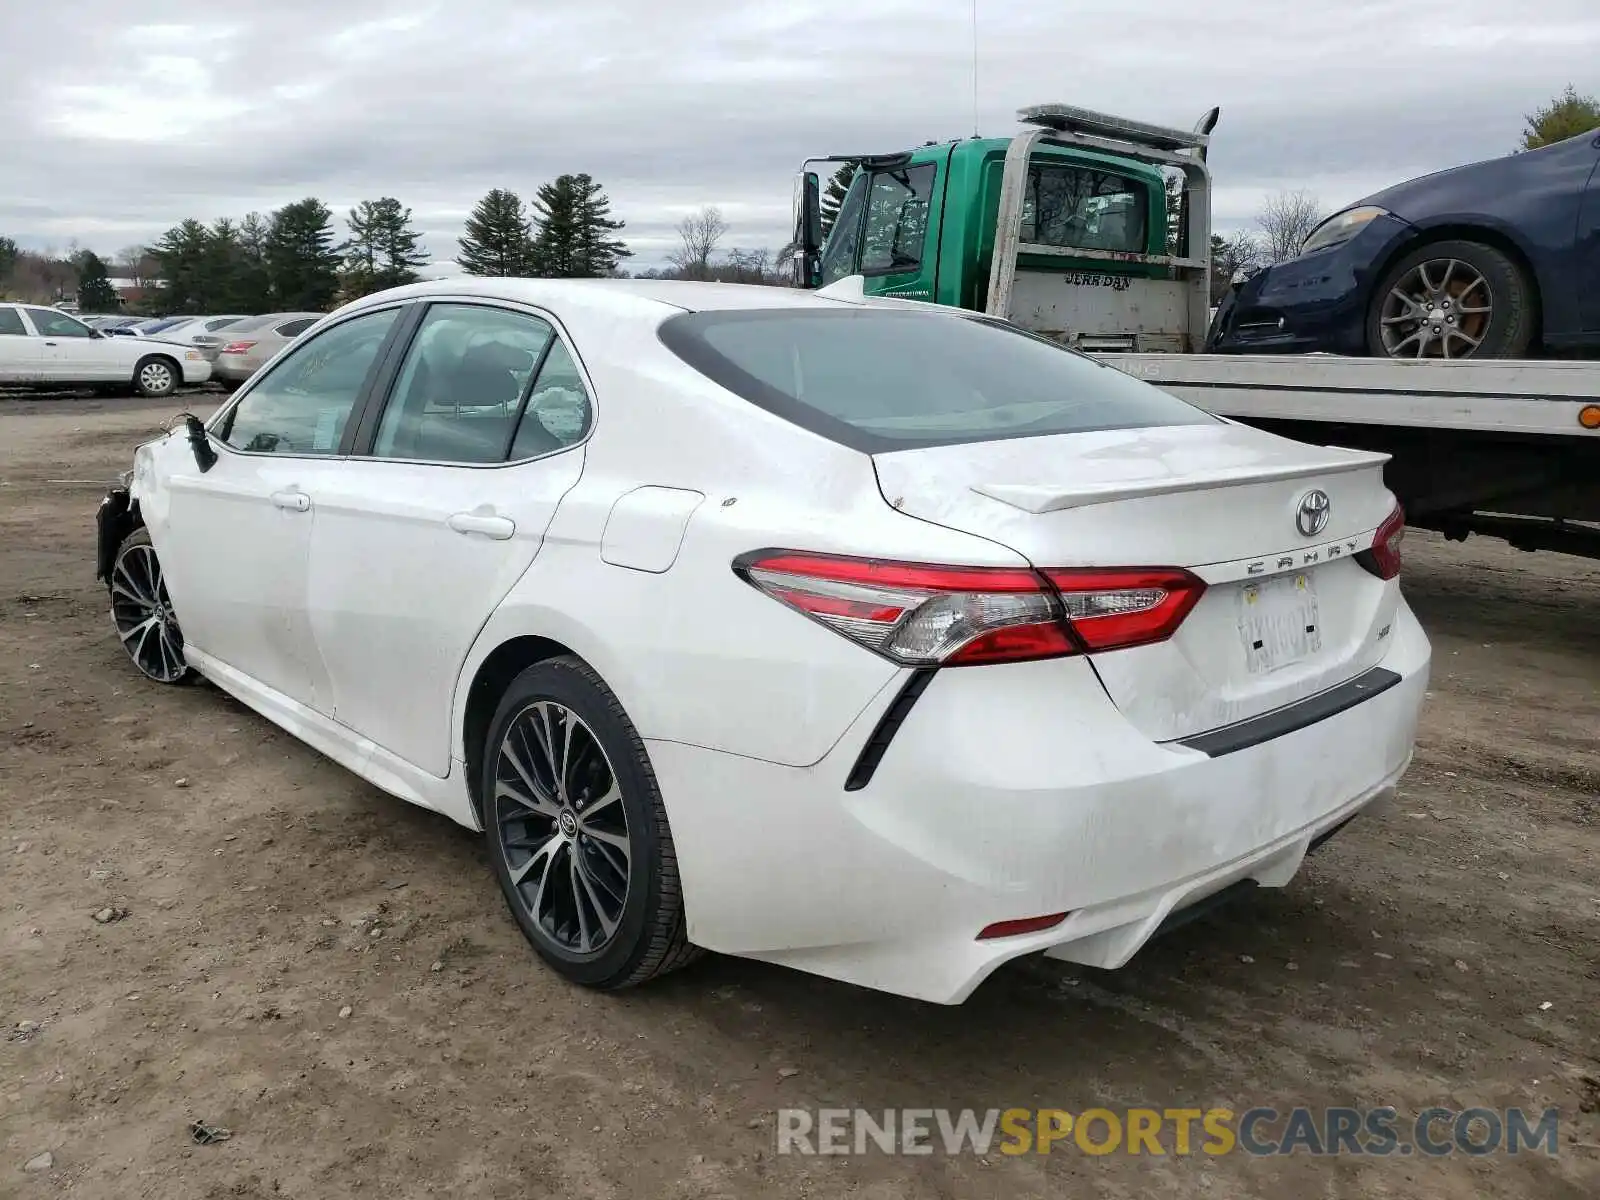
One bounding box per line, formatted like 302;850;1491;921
0;304;211;395
96;278;1428;1004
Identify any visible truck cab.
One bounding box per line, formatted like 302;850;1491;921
797;105;1217;353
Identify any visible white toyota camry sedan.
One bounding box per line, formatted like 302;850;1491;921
96;278;1429;1004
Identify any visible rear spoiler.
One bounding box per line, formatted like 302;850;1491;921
973;450;1392;514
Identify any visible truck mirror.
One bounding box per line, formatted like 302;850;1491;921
792;171;822;287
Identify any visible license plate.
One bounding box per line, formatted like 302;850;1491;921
1237;572;1321;673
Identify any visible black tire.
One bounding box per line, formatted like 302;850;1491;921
108;528;194;685
133;354;180;398
483;656;700;989
1365;239;1534;360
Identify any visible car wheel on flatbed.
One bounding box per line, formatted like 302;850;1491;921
108;528;194;685
483;656;700;990
133;355;180;398
1366;239;1534;360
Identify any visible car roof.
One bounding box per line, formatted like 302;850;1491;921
339;277;859;323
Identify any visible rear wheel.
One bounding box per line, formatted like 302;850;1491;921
108;529;193;684
133;355;180;398
1366;239;1534;359
483;657;700;990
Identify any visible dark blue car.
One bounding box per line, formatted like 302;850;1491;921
1208;129;1600;359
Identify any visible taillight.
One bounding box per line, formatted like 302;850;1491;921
1041;568;1207;652
1356;505;1405;580
734;551;1205;667
219;341;257;355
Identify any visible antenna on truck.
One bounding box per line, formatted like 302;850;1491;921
970;0;980;138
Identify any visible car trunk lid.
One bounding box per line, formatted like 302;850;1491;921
872;422;1402;742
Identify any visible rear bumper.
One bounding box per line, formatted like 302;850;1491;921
179;357;212;384
647;602;1430;1003
211;357;260;382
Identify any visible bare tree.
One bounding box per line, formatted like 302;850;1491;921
1209;232;1262;302
669;206;729;280
1255;189;1325;264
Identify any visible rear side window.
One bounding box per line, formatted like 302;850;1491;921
659;309;1212;452
1022;164;1149;254
0;309;25;335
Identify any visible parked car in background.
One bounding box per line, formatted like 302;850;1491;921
211;312;323;383
96;278;1427;1004
0;304;211;395
149;315;249;362
1208;128;1600;359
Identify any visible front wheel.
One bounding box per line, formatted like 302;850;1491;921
133;355;180;398
483;656;700;990
108;529;193;684
1366;240;1534;360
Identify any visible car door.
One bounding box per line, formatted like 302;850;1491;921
153;305;407;709
304;300;590;777
0;307;42;381
24;307;127;381
1578;144;1600;333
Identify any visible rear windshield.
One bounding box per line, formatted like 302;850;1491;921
658;308;1213;452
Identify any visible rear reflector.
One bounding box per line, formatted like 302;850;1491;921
1356;505;1405;580
735;551;1204;666
977;912;1070;940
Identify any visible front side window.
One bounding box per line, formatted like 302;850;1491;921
218;307;399;455
1020;164;1148;254
372;303;560;464
859;164;935;275
25;308;92;338
0;309;25;336
659;308;1213;452
818;171;869;286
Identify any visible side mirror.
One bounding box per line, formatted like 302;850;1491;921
182;413;217;473
791;171;823;288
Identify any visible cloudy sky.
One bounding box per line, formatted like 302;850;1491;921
2;0;1596;269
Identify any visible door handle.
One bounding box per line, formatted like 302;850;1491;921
270;490;311;512
44;341;57;346
448;511;515;540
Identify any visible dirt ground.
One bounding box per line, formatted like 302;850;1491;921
2;393;1597;1199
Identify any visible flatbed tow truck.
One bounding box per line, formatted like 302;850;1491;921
792;104;1600;558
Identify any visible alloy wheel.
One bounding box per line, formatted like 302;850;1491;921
139;361;175;394
1378;258;1492;359
493;701;632;956
110;542;189;683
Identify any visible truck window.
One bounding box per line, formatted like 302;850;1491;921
860;165;935;275
658;308;1213;453
818;172;869;286
1021;165;1148;254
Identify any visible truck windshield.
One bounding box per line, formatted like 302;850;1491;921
658;308;1213;452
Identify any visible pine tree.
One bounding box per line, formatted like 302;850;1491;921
76;251;118;311
201;219;245;311
265;198;343;311
150;219;213;313
530;174;631;278
236;213;273;313
344;197;427;298
458;189;535;276
819;162;859;238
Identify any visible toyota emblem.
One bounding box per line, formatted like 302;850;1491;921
1296;489;1331;538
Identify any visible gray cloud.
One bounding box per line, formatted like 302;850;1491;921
3;0;1596;265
